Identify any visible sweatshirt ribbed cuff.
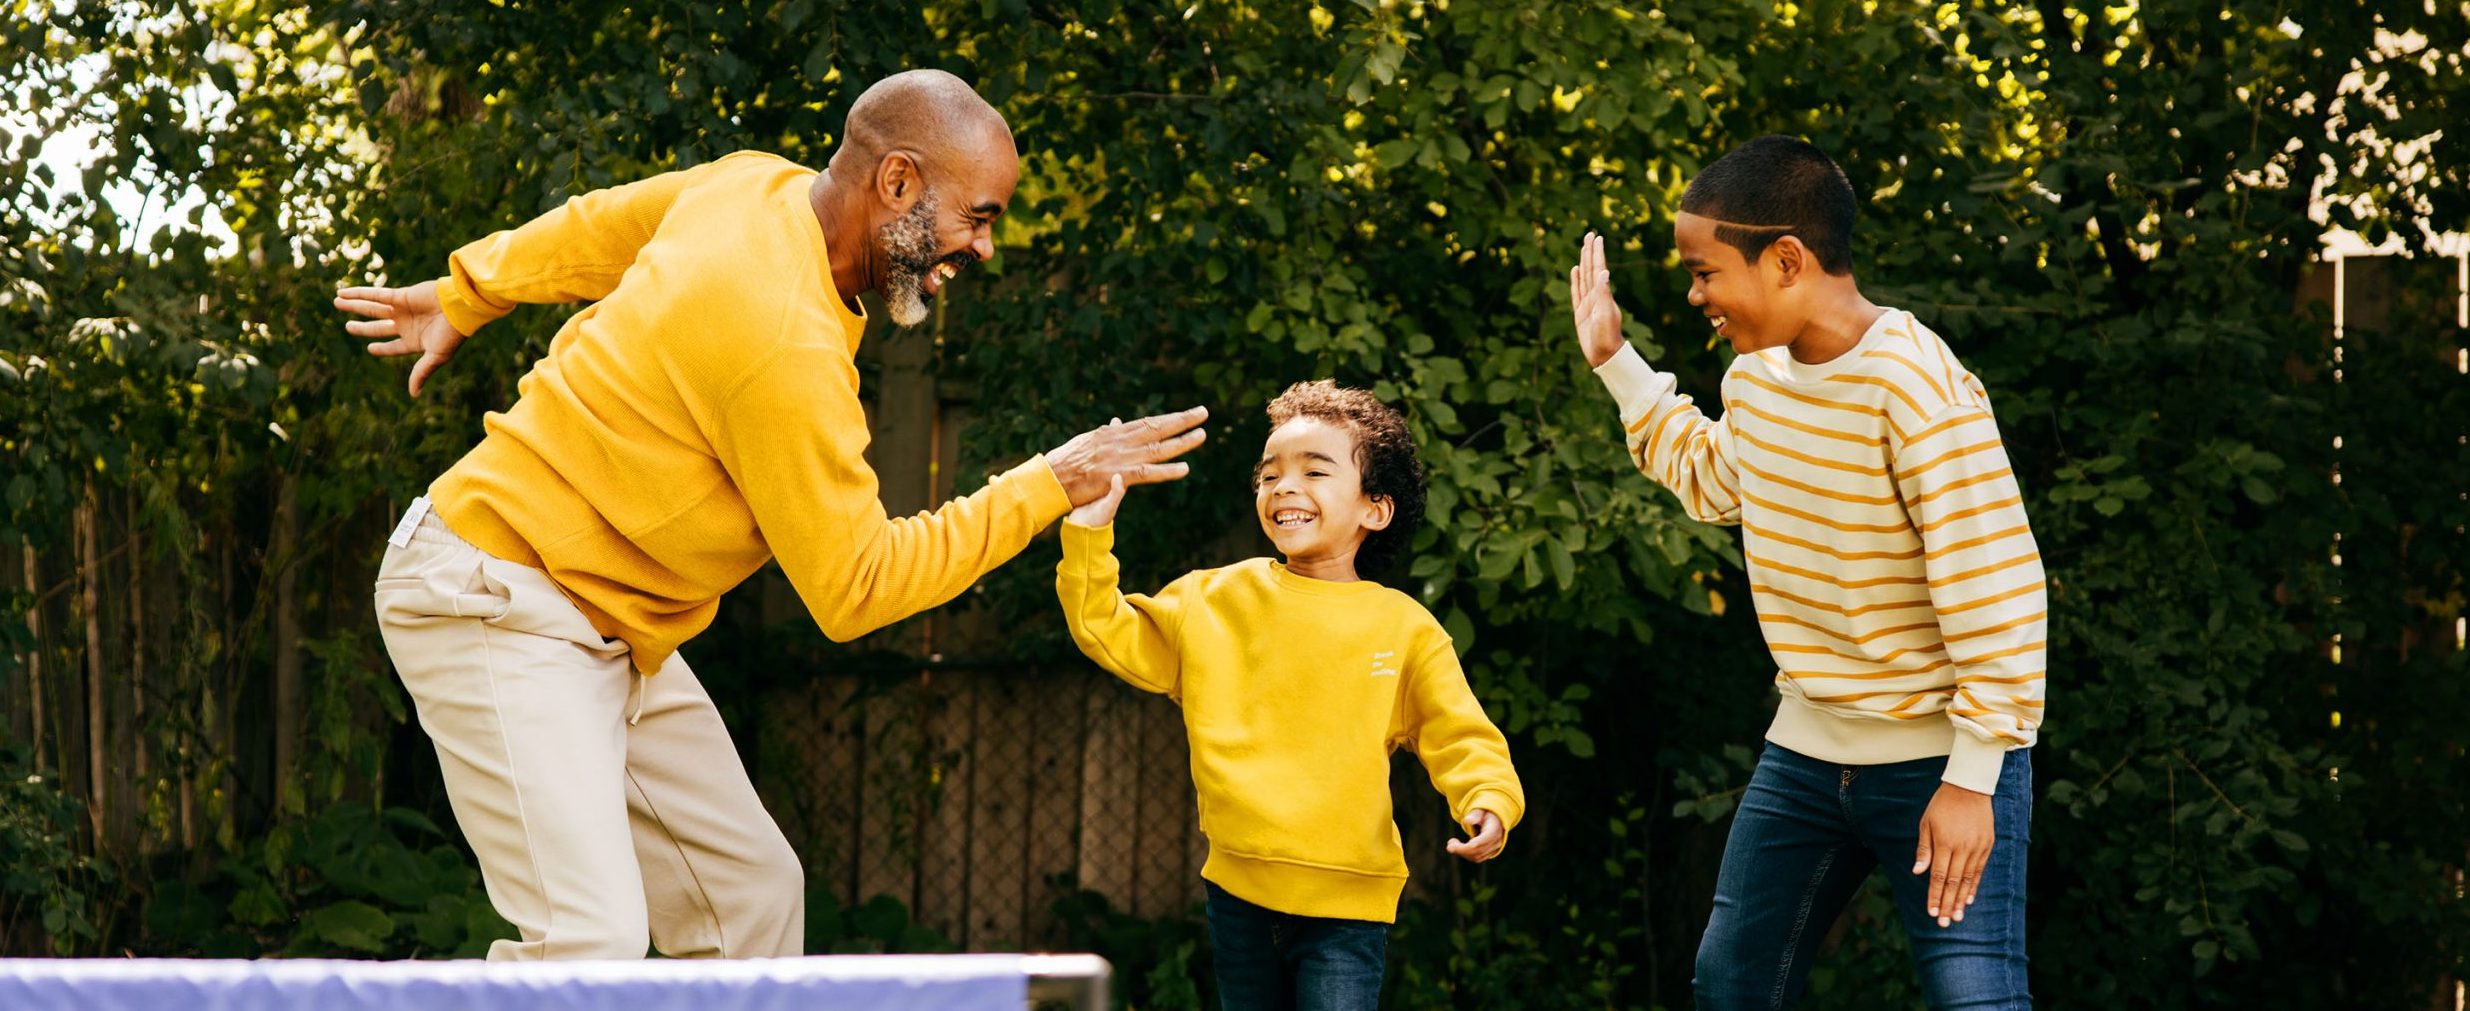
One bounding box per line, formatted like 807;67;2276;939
1591;343;1671;420
433;272;501;338
1006;453;1076;528
1460;788;1526;834
1942;732;2009;795
1059;516;1114;557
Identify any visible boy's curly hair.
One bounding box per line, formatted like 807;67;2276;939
1265;380;1427;581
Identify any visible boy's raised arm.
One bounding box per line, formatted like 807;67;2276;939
1571;232;1744;525
1055;519;1190;698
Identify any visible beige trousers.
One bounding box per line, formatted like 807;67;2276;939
373;500;802;959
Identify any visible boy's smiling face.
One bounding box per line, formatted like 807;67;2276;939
1253;416;1394;578
1676;210;1804;356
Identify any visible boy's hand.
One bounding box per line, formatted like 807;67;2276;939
337;280;468;397
1445;809;1506;863
1569;231;1628;368
1912;782;1995;928
1068;473;1129;527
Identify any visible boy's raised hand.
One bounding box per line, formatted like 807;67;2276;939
1568;231;1628;368
1068;473;1129;527
1446;809;1506;864
1912;783;1995;928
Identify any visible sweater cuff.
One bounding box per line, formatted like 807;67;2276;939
1591;343;1669;420
1058;516;1115;558
433;272;503;338
1459;788;1526;834
1942;732;2008;796
1005;453;1075;527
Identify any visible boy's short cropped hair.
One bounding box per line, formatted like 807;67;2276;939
1265;380;1426;580
1679;134;1858;276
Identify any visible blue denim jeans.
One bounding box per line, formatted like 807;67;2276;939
1204;881;1389;1011
1695;742;2033;1011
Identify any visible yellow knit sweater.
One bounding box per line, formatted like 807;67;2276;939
1056;521;1525;922
429;151;1069;673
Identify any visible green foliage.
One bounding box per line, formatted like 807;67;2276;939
0;751;108;954
1046;881;1212;1011
808;890;959;955
3;1;2465;1007
140;804;510;958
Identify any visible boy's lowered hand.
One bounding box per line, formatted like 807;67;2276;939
1912;783;1995;928
1446;809;1506;864
1568;231;1629;368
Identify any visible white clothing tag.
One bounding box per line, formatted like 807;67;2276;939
388;495;433;549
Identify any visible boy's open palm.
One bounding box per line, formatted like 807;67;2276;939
1446;809;1506;863
1568;231;1628;368
1068;473;1128;527
1912;783;1995;928
337;280;469;397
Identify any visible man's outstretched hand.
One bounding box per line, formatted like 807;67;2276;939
337;279;468;397
1047;407;1209;507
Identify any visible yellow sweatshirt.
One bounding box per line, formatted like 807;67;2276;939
1593;309;2047;794
428;151;1070;673
1055;521;1525;923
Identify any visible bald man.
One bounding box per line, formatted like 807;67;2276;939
336;70;1206;960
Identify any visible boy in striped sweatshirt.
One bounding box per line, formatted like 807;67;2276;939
1571;136;2045;1010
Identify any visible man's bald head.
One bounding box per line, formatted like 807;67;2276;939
818;70;1019;327
837;69;1015;175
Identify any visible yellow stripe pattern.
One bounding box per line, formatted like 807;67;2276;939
1598;310;2048;774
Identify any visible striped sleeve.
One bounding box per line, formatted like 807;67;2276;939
1892;404;2047;794
1592;344;1744;525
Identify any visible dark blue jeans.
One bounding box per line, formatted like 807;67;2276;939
1204;881;1389;1011
1695;743;2033;1011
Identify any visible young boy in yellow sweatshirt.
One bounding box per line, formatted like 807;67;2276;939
1055;380;1524;1010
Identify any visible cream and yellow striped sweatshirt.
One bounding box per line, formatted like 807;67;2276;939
1594;310;2047;794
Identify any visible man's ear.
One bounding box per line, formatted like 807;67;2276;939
874;150;926;211
1362;494;1396;531
1768;234;1808;288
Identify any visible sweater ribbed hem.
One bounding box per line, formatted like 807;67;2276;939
1765;694;2012;793
1201;848;1406;924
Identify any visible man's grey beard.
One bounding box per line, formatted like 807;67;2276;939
878;192;941;327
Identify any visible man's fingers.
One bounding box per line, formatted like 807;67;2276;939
407;352;448;398
1118;462;1192;488
346;318;399;338
365;337;414;358
333;297;394;318
334;286;395;303
1130;405;1209;437
1142;425;1208;463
